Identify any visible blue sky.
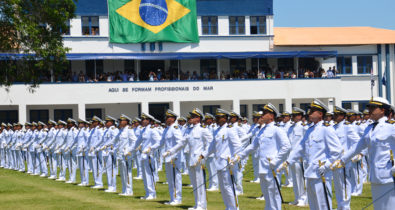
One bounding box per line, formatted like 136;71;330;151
274;0;395;30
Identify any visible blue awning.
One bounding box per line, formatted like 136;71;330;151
0;51;337;60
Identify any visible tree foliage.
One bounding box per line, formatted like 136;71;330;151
0;0;76;88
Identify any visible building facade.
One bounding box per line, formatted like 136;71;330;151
1;0;395;123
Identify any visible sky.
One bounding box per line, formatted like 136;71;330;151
274;0;395;30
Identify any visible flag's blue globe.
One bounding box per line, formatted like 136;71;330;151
139;0;168;26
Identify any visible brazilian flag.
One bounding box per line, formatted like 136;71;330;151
108;0;199;43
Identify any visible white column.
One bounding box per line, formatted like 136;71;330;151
232;99;240;114
352;56;358;75
78;103;86;120
48;108;54;121
352;102;359;111
334;97;342;108
18;104;27;124
141;101;149;114
245;16;250;35
284;98;292;112
173;101;181;116
135;60;140;81
217;59;221;79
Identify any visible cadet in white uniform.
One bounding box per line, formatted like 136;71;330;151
115;114;137;196
54;120;68;181
76;119;90;186
63;119;78;183
204;113;219;191
280;99;342;210
158;110;184;205
202;108;242;210
98;116;119;193
131;113;161;200
235;103;291;210
332;106;360;210
0;123;6;168
279;111;293;188
43;120;58;178
87;116;105;188
35;121;48;177
333;97;395;210
286;107;308;207
164;108;213;210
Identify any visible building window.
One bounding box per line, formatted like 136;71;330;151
85;60;103;80
229;16;245;35
203;105;220;115
54;109;73;121
0;110;18;123
250;16;266;35
202;16;218;35
86;109;102;120
337;56;352;74
240;105;248;117
82;16;99;35
342;102;352;110
252;104;265;112
30;110;49;122
279;104;284;113
299;103;310;112
200;59;217;80
357;56;372;74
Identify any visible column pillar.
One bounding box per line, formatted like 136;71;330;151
78;103;86;120
173;100;181;116
232;99;240;114
352;102;359;111
18;104;27;124
135;60;140;81
217;59;221;79
141;101;149;114
284;97;292;112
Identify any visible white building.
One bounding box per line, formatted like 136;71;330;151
1;0;395;123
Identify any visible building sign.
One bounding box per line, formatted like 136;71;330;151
108;85;214;93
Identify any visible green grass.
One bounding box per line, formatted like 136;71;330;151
0;158;374;210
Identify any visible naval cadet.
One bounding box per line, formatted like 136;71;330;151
332;97;395;210
204;113;219;191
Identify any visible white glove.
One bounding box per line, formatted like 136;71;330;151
318;164;329;176
268;158;277;170
277;161;289;173
230;155;241;166
162;151;170;158
100;146;106;151
143;147;151;154
352;154;363;163
124;151;131;157
391;166;395;177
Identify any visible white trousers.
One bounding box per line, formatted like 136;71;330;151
350;161;363;195
371;182;395;210
119;157;133;194
89;154;103;186
142;157;156;197
333;168;351;210
165;161;182;202
232;163;243;194
290;162;307;204
206;157;218;189
103;155;117;190
190;164;207;209
306;177;333;210
218;168;239;210
260;173;282;210
78;155;89;185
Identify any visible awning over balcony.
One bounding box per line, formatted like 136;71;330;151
0;51;337;60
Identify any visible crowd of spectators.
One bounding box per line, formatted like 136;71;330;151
46;66;339;83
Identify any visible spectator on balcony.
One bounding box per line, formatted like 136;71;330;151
72;72;78;82
148;71;156;81
327;68;334;78
321;69;327;78
157;69;162;80
191;71;198;80
257;69;265;79
332;66;338;76
78;71;85;82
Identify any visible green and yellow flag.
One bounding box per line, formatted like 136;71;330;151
108;0;199;43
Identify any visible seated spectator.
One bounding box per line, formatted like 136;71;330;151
148;71;156;81
321;69;327;78
304;70;309;78
327;68;334;78
72;72;78;82
78;71;85;82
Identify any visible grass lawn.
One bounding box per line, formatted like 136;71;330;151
0;158;374;209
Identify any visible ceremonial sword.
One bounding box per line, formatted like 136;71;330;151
268;158;284;203
319;160;331;210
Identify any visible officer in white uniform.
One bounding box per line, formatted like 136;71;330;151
54;120;68;181
87;116;105;188
97;116;119;193
204;113;219;191
332;106;360;210
42;120;58;178
202;108;242;210
158;110;184;205
333;97;395;210
132;117;143;180
0;123;6;168
75;119;90;186
63;119;78;183
279;111;293;188
164;108;213;210
229;111;247;195
131;113;161;200
247;111;263;184
114;114;137;196
359;109;372;184
235;103;291;210
280;99;342;210
35;121;48;177
286;107;308;207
